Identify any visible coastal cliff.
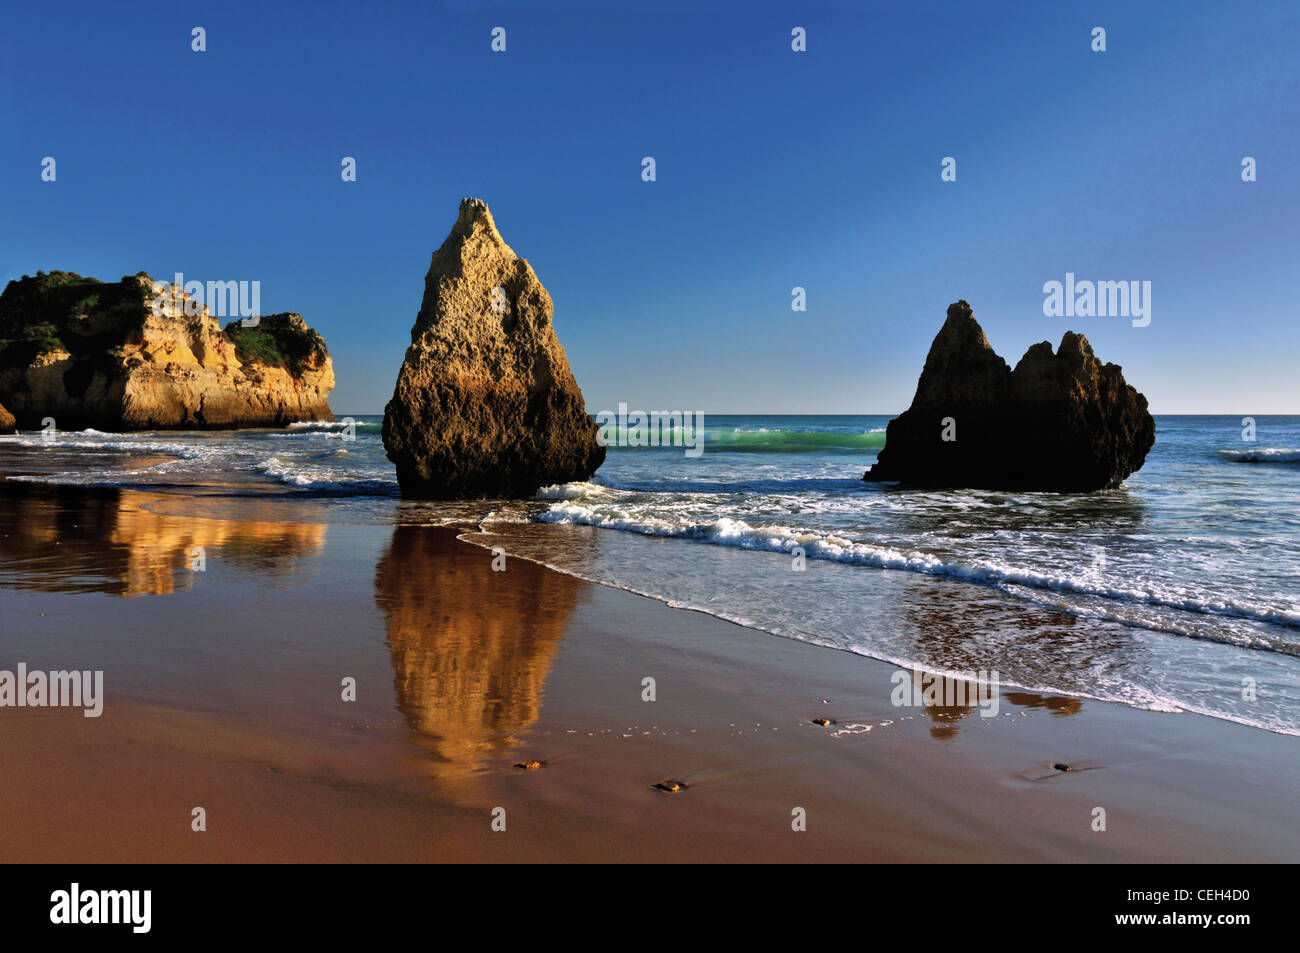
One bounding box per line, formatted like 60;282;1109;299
864;300;1155;490
383;198;605;498
0;271;334;430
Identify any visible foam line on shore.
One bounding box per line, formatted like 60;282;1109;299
534;501;1300;637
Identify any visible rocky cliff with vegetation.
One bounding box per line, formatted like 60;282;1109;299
0;271;334;430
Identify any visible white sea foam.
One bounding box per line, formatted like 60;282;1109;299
536;500;1300;632
1220;448;1300;463
0;433;213;457
255;456;396;494
287;420;354;430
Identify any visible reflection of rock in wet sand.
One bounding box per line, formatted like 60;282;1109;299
900;577;1097;739
904;672;1083;741
0;486;326;597
920;675;981;741
374;526;580;782
1002;692;1083;717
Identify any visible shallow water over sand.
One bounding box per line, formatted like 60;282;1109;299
2;413;1298;735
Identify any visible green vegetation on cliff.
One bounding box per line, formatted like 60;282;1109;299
0;270;151;365
0;269;334;430
0;272;330;377
222;316;329;376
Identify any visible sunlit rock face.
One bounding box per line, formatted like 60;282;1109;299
382;198;604;499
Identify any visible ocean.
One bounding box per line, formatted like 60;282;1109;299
2;413;1297;736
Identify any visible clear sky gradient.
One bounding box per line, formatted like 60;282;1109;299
2;0;1297;414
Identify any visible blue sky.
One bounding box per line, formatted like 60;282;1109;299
2;0;1297;413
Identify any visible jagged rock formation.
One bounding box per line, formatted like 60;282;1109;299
0;400;13;434
383;198;604;498
0;271;334;430
864;300;1155;491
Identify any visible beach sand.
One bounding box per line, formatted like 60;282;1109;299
0;485;1295;863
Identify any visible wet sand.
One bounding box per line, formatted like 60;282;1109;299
0;485;1296;862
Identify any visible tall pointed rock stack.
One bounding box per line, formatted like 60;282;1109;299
383;198;605;498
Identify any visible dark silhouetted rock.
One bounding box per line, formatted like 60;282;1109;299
864;300;1154;491
383;198;605;498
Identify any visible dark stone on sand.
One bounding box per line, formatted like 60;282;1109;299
514;760;544;770
812;717;832;726
1053;763;1071;772
863;300;1155;491
654;780;686;792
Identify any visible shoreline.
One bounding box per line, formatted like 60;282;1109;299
0;483;1295;862
454;523;1300;741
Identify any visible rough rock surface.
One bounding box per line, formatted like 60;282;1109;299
864;300;1155;490
0;271;333;430
383;198;605;498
